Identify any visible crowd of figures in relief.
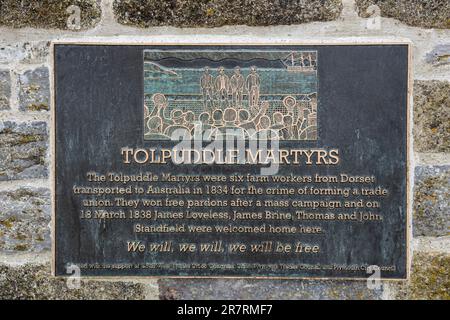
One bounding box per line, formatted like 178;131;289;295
144;51;318;141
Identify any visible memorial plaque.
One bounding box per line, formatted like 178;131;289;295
53;42;410;279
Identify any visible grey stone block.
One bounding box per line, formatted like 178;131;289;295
425;44;450;67
414;80;450;153
0;42;50;65
0;187;51;252
414;165;450;237
0;70;11;110
0;44;26;64
0;121;48;181
21;42;51;65
18;67;50;112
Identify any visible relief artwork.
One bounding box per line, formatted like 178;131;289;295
143;50;318;140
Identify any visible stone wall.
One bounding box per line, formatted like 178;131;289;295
0;0;448;300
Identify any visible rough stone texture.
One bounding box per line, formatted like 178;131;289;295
0;261;146;299
392;252;450;300
415;236;450;253
0;45;23;64
416;153;450;166
158;279;383;300
413;165;450;237
0;0;101;30
414;81;450;153
113;0;343;28
0;70;10;110
0;121;48;181
18;67;50;112
20;42;51;65
425;44;450;67
355;0;450;29
0;42;50;65
0;188;51;252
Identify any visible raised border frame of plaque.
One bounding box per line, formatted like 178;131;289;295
51;39;412;280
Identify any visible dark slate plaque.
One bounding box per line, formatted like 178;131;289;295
53;43;410;279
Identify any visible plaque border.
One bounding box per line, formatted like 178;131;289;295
50;39;413;281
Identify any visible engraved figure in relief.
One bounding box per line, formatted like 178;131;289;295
270;112;285;137
146;116;170;140
246;66;260;114
212;109;224;128
149;93;172;132
251;115;279;140
200;67;214;112
213;108;249;140
215;66;230;109
230;66;245;108
183;111;195;132
193;112;214;141
239;101;270;132
281;115;296;140
164;109;191;138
